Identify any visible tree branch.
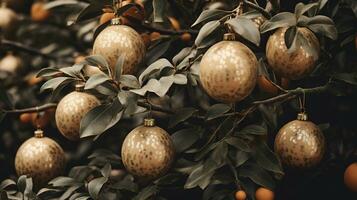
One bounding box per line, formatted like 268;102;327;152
3;103;57;114
1;40;73;63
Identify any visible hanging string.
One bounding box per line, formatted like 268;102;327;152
298;90;306;113
35;106;41;130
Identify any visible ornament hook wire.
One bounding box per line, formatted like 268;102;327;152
35;106;41;130
298;90;306;113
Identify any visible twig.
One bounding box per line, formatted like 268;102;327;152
126;17;198;35
243;0;272;19
1;39;65;61
3;103;57;114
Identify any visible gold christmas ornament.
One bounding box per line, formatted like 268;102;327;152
0;53;22;74
15;129;66;187
55;85;100;140
93;18;146;75
121;118;175;179
199;33;258;103
266;27;320;80
274;113;325;168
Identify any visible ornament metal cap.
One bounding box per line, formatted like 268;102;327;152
34;129;44;138
223;33;236;41
297;112;308;121
111;17;121;25
75;83;85;92
144;118;155;127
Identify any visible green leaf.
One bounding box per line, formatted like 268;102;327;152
80;98;123;138
333;73;357;85
195;20;221;47
169;107;198;128
308;21;337;40
49;177;78;187
253;142;283;175
173;47;192;65
184;160;217;189
139;58;173;84
40;77;74;93
88;177;108;200
284;26;297;49
240;163;275;189
153;0;166;23
85;55;110;73
240;124;267;136
131;75;175;97
75;1;110;23
260;12;296;33
225;17;261;46
133;185;158;200
100;163;111;178
59;64;84;77
0;179;15;190
192;9;231;27
120;75;140;89
205;104;231;120
225;137;251;152
171;128;200;153
294;2;319;18
36;67;61;78
211;142;228;166
111;175;138;192
84;73;110;90
173;74;187;85
234;151;250;167
146;38;172;65
44;0;82;10
59;185;82;200
114;55;125;82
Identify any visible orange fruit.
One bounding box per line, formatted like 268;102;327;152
31;109;55;128
180;32;192;43
74;55;86;64
150;32;161;41
141;33;151;47
257;75;278;95
31;2;50;22
168;17;180;31
99;12;115;25
235;190;247;200
344;163;357;192
27;74;43;86
255;187;274;200
19;113;32;124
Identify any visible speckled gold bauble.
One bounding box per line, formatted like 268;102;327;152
55;89;100;141
15;130;66;187
266;27;320;80
121;119;175;179
199;34;258;103
0;53;22;74
93;20;145;75
274;113;325;168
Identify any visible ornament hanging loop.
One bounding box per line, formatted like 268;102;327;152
34;106;41;130
235;0;244;17
298;89;306;113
